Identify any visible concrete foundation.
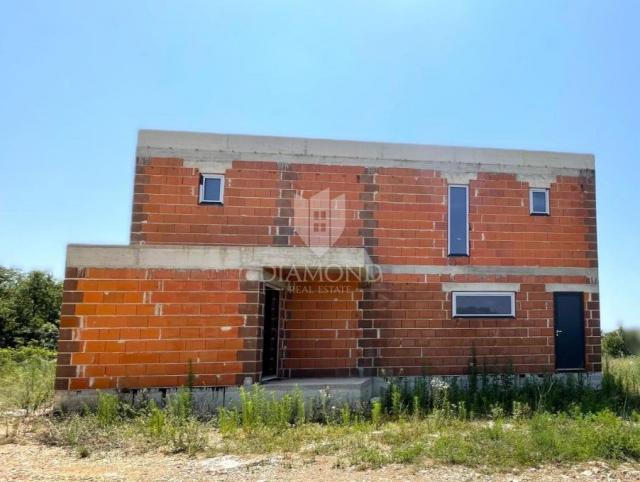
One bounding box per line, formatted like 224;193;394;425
262;377;373;403
55;377;374;413
54;372;602;414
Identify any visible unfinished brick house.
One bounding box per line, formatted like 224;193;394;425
56;130;600;400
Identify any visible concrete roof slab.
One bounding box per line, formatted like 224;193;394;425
137;130;595;171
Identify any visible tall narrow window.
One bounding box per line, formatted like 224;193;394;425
448;185;469;256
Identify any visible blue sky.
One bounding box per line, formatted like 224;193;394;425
0;1;638;331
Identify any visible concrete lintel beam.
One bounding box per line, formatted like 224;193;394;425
442;282;521;292
380;264;598;282
66;244;373;271
544;283;599;293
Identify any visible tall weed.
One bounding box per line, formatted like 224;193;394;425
220;385;307;431
0;351;54;413
96;392;119;427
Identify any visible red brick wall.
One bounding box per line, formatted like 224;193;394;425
56;267;261;390
287;164;367;249
58;268;601;390
370;169;597;267
131;158;597;269
356;274;601;376
281;279;363;377
131;158;280;246
57;154;600;391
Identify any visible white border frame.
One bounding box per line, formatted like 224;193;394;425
529;188;549;215
448;184;469;256
452;291;515;318
199;174;225;204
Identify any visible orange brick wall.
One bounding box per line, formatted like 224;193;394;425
357;274;600;376
371;170;597;267
57;154;600;391
58;269;601;390
131;158;280;246
56;267;261;390
281;279;363;377
131;158;597;269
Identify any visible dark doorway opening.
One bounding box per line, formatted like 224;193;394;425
554;292;585;371
261;286;280;379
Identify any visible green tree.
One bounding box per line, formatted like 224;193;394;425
0;267;62;349
602;328;628;358
602;327;640;358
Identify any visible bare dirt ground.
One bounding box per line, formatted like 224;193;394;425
2;442;640;482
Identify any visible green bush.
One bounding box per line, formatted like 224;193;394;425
603;328;640;358
603;329;630;358
0;346;56;365
0;348;55;413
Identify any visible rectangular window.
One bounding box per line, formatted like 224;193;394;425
530;188;549;215
448;185;469;256
199;174;224;204
452;292;515;317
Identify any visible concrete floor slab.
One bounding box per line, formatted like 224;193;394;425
261;377;373;404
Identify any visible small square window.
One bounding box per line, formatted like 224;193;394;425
199;174;224;204
530;188;549;215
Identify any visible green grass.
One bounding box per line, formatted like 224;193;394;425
5;349;640;470
39;406;640;470
43;389;210;457
606;356;640;394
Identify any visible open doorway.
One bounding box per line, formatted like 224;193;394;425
261;286;280;380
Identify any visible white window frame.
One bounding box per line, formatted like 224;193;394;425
452;291;516;318
448;184;469;256
529;188;549;215
199;174;225;204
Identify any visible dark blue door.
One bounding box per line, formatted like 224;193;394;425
554;292;585;370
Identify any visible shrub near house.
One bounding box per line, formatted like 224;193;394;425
603;328;640;358
0;267;59;417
